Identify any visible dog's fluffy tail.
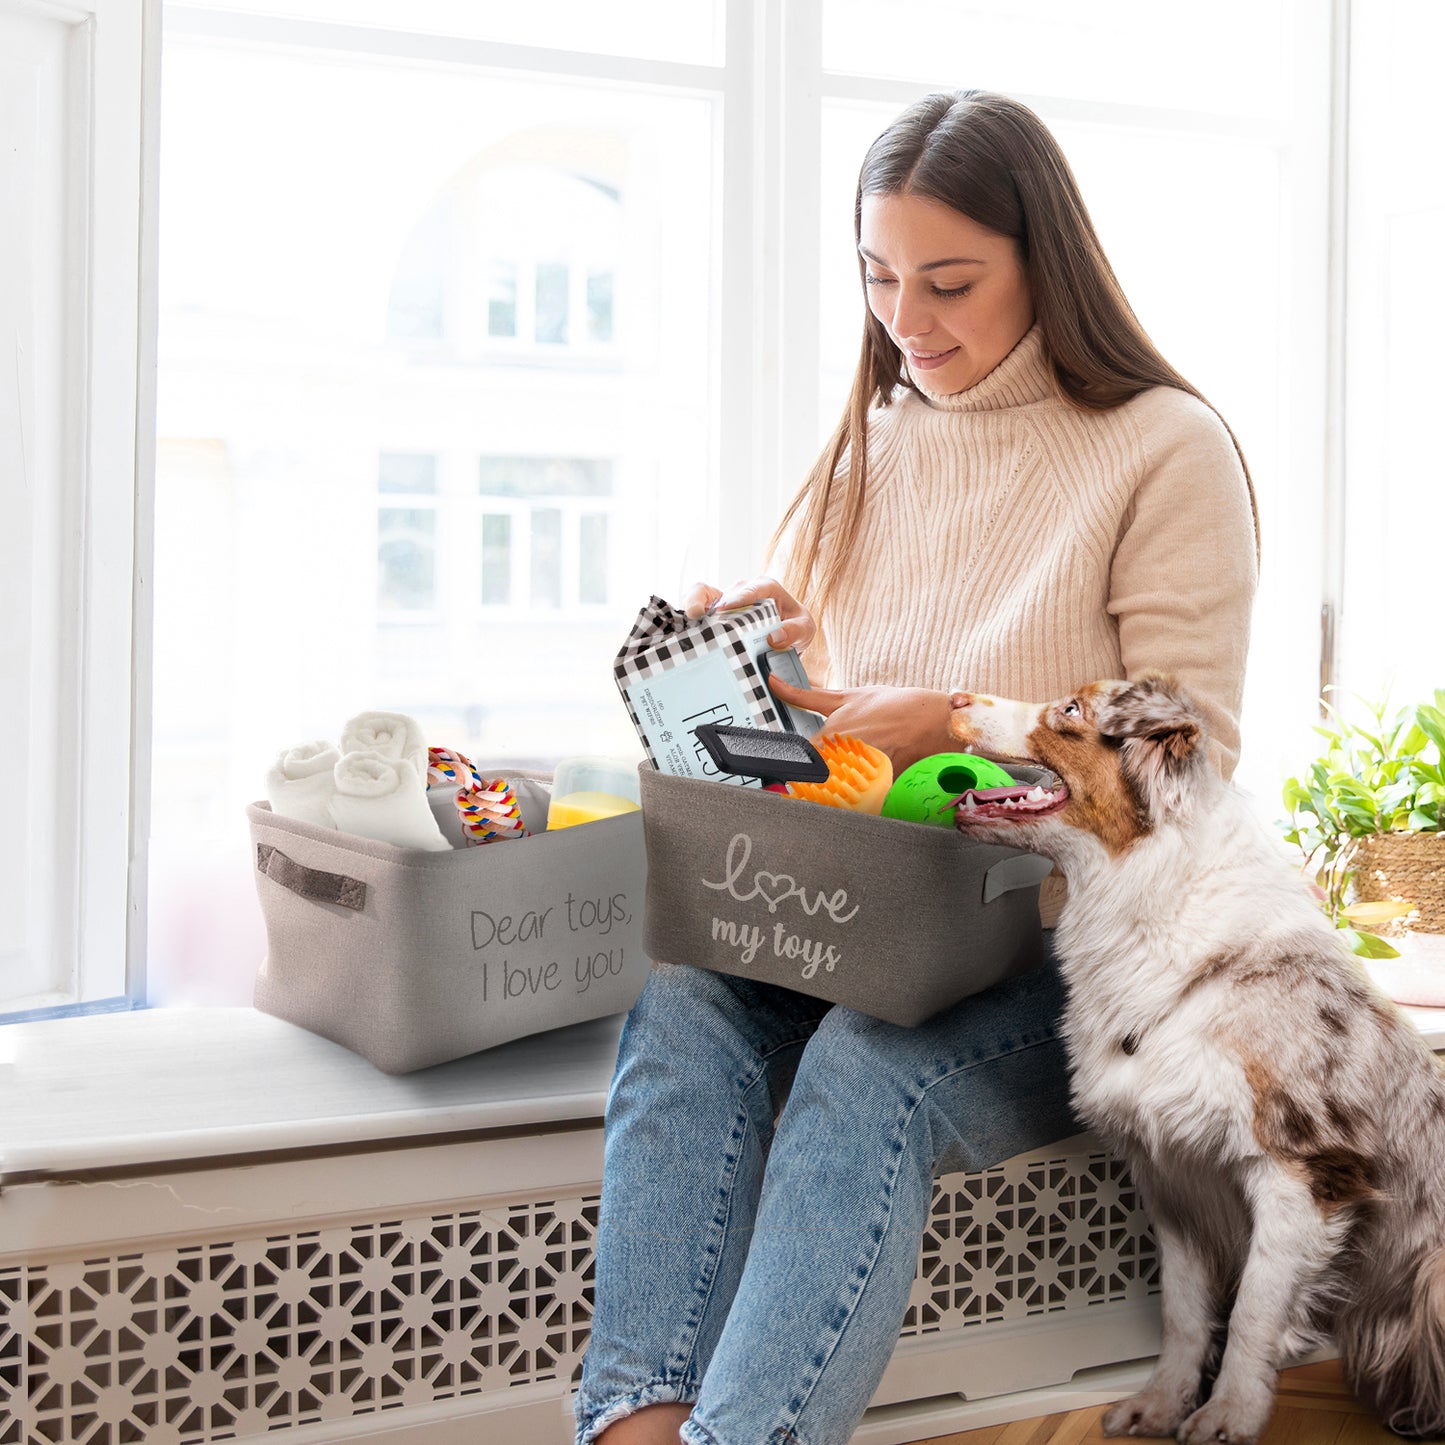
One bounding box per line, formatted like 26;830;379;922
1342;1241;1445;1439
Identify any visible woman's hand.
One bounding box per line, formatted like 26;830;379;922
768;678;953;775
681;576;816;653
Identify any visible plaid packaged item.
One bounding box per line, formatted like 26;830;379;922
614;595;821;782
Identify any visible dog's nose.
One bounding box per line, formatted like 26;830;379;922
949;691;974;710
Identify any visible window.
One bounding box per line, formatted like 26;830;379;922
386;164;622;356
376;452;613;613
145;3;720;1005
1338;1;1443;711
1;0;148;1015
9;1;1385;1017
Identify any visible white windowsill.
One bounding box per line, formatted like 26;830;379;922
5;994;1442;1186
0;1006;623;1181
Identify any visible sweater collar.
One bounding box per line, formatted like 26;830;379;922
908;324;1057;412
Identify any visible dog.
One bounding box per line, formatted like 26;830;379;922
945;674;1445;1443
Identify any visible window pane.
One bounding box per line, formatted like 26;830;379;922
378;508;437;610
535;261;569;344
481;512;512;605
479;456;612;497
821;0;1289;121
580;512;609;604
487;260;517;339
385;193;448;339
587;268;614;343
530;507;563;608
378;451;437;493
1339;2;1445;710
151;35;716;1004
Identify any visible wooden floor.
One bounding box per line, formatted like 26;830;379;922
908;1360;1396;1444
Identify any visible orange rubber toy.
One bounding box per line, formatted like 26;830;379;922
786;733;893;814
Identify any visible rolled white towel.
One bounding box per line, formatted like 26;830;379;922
340;710;427;772
331;752;450;851
266;741;341;828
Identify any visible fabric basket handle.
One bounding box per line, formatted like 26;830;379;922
256;843;368;911
981;852;1054;904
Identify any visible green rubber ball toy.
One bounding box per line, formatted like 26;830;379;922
881;752;1017;826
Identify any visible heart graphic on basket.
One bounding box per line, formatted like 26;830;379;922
701;833;860;925
750;871;799;913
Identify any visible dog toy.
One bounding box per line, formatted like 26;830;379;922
786;733;893;814
456;778;528;843
427;747;528;844
881;752;1016;826
426;746;485;794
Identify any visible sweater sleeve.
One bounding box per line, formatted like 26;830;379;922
1110;391;1258;779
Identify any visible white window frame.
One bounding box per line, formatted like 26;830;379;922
4;0;1345;1017
0;0;157;1016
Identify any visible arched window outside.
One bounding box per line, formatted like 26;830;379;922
386;160;620;354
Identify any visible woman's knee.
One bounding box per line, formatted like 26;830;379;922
780;1004;1077;1174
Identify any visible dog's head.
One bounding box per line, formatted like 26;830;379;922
946;674;1207;855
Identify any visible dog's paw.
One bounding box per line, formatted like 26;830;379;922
1101;1388;1196;1438
1175;1395;1270;1445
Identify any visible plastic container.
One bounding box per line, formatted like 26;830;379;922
547;756;642;830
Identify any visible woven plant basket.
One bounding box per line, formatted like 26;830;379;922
1351;831;1445;936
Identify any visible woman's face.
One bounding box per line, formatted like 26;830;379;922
859;192;1034;394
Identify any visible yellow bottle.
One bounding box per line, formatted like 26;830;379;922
547;790;641;830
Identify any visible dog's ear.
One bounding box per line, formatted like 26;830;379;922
1094;674;1205;816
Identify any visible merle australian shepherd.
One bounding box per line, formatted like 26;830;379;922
946;674;1445;1443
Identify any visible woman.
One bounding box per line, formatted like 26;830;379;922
575;90;1258;1445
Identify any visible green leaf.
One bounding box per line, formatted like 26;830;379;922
1379;781;1418;813
1341;927;1402;960
1416;705;1445;755
1398;722;1431;757
1408;808;1442;832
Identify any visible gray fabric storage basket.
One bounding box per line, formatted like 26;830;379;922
248;771;650;1072
639;766;1054;1026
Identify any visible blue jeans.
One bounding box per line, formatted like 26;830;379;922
574;938;1079;1445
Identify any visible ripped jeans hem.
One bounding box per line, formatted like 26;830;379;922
575;1380;697;1445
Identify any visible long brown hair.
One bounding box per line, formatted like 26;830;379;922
770;89;1258;610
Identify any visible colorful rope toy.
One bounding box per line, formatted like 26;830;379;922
427;747;529;845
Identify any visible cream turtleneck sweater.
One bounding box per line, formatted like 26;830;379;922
784;325;1258;779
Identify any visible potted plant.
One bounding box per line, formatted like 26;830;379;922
1281;688;1445;959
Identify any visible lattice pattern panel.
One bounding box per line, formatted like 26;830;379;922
1;1199;597;1445
0;1149;1155;1443
903;1149;1158;1336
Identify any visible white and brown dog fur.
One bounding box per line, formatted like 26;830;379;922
946;674;1445;1443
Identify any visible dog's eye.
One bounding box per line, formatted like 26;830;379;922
1061;700;1081;717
